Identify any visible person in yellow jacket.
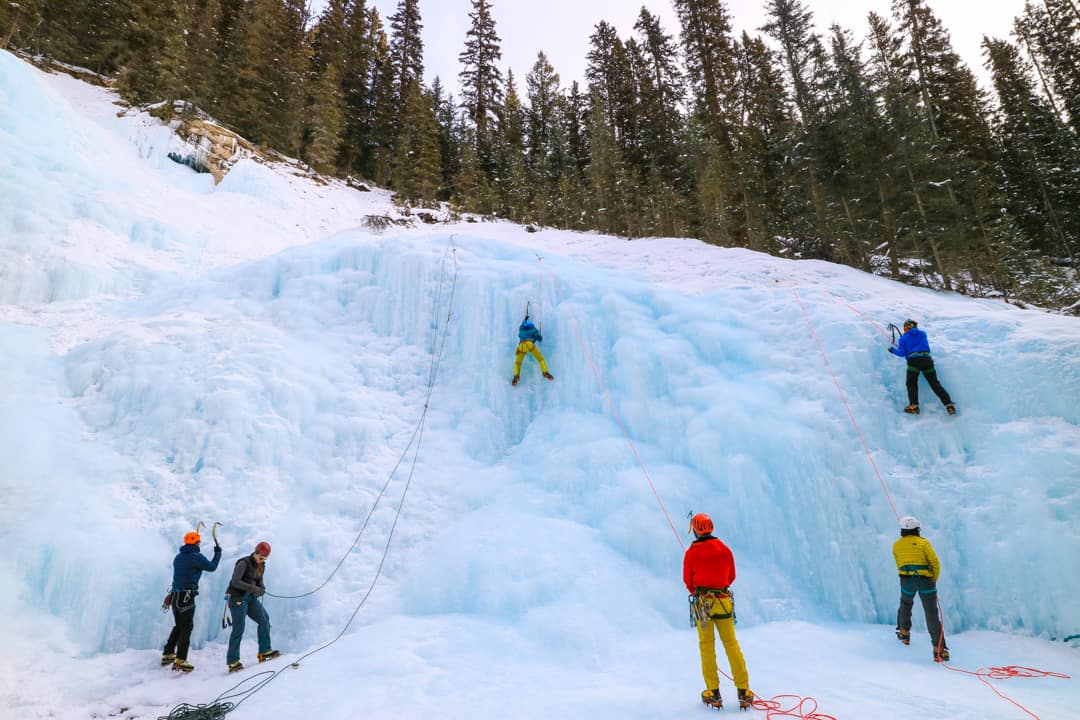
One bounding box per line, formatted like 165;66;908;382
511;316;554;386
893;516;949;661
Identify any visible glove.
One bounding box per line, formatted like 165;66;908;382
253;587;265;598
214;545;222;553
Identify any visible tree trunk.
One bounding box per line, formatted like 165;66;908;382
877;178;901;278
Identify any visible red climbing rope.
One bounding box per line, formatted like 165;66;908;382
791;288;900;522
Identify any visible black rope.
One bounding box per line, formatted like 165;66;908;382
159;237;459;720
266;240;458;600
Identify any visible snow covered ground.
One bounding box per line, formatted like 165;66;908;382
1;49;1078;719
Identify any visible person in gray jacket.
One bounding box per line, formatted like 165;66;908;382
225;541;278;671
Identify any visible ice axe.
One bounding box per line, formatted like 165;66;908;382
211;521;222;547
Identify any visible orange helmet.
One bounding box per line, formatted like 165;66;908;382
689;513;714;536
183;531;201;545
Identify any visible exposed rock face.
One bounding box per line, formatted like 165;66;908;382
173;118;261;183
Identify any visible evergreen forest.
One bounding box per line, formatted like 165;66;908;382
3;0;1080;311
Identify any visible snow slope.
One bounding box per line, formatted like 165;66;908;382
1;50;1078;719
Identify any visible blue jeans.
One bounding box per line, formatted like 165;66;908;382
226;595;272;664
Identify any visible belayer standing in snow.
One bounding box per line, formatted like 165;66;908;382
893;516;950;662
684;513;753;711
225;541;279;672
511;314;553;386
888;319;955;415
161;529;221;672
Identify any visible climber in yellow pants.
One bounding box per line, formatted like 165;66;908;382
695;594;749;697
511;317;554;386
684;513;752;710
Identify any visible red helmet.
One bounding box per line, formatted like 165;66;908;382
183;531;201;545
254;541;271;557
689;513;714;536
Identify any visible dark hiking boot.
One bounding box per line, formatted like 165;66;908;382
738;689;754;710
227;661;244;673
543;372;554;381
257;650;280;662
934;647;950;662
161;653;176;666
896;628;911;645
945;403;956;415
701;689;723;709
511;375;520;386
172;659;194;673
904;404;920;414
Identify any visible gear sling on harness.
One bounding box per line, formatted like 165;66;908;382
690;587;734;626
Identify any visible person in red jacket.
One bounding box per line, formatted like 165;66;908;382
684;513;752;711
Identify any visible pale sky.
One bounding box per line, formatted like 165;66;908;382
359;0;1026;94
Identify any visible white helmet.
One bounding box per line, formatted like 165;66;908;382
899;516;920;530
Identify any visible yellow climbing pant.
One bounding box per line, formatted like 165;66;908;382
513;340;549;375
695;595;748;692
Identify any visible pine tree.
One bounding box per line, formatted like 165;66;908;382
632;8;684;187
585;21;636;155
762;0;837;261
867;11;943;287
493;69;528;218
35;0;130;74
431;77;460;200
393;79;442;204
114;0;190;106
893;0;1009;292
338;0;374;174
303;0;349;172
524;51;563;204
229;0;307;154
672;0;742;244
458;0;503;174
2;0;43;50
985;36;1080;263
388;0;423;101
671;0;738;149
1017;0;1080;135
183;0;224;112
732;32;792;253
366;22;397;185
826;24;901;275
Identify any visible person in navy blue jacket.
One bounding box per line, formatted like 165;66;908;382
161;530;221;672
888;319;955;415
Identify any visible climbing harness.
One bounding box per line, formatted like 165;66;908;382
689;588;734;627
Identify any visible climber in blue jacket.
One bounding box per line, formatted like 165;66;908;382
888;319;955;415
512;315;553;386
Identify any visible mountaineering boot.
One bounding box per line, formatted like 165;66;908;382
543;372;554;381
738;689;754;710
701;689;723;709
172;659;194;673
934;647;950;663
904;404;920;415
511;375;520;386
896;628;911;645
227;660;244;673
257;650;281;663
945;403;956;415
161;653;176;666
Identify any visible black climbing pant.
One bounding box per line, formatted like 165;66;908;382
897;575;947;649
906;355;952;407
163;590;196;660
